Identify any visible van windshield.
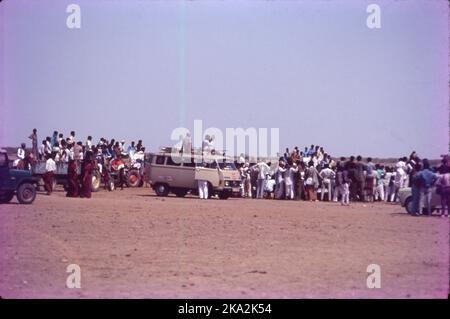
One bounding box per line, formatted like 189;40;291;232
196;161;236;170
219;162;236;170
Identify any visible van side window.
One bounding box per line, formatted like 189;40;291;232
182;158;196;167
166;156;181;166
208;161;218;169
155;156;166;165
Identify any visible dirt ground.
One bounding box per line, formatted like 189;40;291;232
0;186;448;299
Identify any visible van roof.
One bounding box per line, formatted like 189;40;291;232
150;152;230;161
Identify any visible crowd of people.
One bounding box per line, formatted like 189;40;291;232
18;128;146;198
11;130;450;217
236;145;450;218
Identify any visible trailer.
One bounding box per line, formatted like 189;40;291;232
31;161;101;192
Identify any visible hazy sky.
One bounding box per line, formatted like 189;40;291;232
0;0;448;158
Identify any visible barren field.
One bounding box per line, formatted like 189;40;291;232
0;186;448;299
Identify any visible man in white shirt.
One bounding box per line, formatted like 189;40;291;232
13;143;26;168
128;141;136;158
256;159;271;199
239;162;251;198
275;161;287;199
319;164;335;201
17;143;26;160
57;133;64;148
38;140;46;160
285;163;299;200
60;145;70;163
120;140;126;155
202;135;212;156
45;138;52;156
44;154;57;195
67;131;76;145
73;142;83;161
395;157;407;189
85;136;93;152
182;133;192;158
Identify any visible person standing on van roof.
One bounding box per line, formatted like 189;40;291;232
202;135;211;157
182;133;192;157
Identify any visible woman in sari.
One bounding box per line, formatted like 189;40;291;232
67;157;79;197
81;152;94;198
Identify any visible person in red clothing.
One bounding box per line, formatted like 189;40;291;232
66;156;79;198
80;152;94;198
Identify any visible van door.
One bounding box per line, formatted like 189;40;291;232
180;157;197;189
195;164;220;188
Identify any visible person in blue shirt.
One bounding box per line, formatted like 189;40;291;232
127;141;136;158
51;131;58;148
417;159;438;216
410;162;423;216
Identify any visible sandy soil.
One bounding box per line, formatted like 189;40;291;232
0;186;448;299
